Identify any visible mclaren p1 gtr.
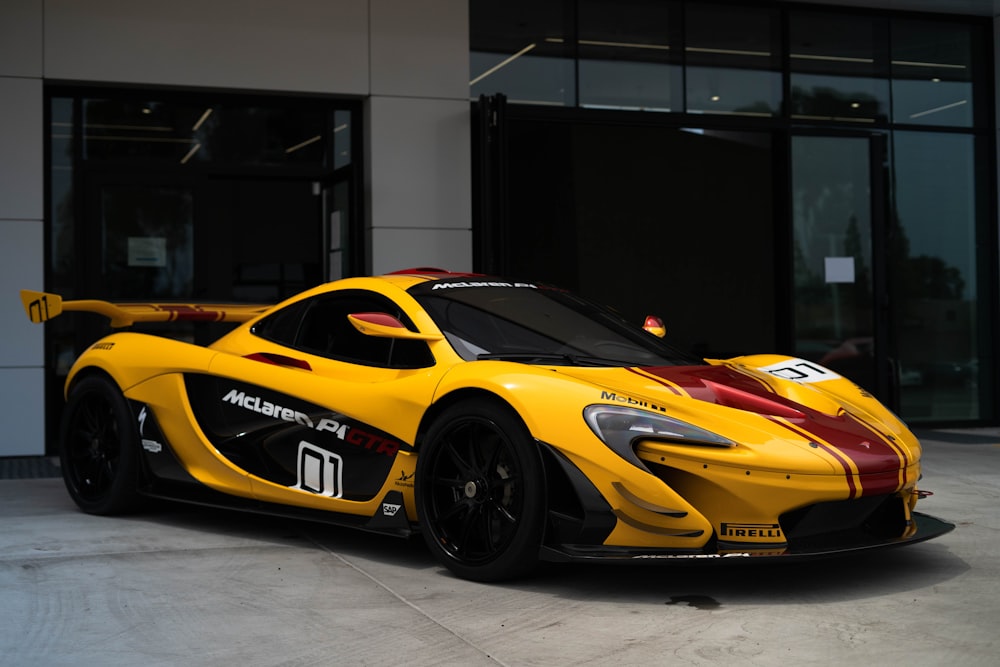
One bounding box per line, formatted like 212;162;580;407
21;269;953;581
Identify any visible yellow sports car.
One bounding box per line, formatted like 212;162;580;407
21;269;953;581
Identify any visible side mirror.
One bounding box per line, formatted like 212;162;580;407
347;312;443;341
643;315;666;338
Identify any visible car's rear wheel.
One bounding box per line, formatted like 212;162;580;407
59;374;140;515
416;399;545;582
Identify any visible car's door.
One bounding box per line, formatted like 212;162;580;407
191;289;441;514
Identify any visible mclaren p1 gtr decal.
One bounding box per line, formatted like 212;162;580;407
219;387;400;455
184;375;411;501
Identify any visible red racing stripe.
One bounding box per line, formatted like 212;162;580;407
626;367;684;395
639;365;906;497
769;417;859;498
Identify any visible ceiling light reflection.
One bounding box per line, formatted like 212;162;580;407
892;59;966;70
180;142;202;164
192;108;214;132
791;53;874;64
687;46;770;57
285;135;323;154
470;43;537;86
909;99;967;119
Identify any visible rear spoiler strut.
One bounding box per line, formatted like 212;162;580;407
20;290;271;328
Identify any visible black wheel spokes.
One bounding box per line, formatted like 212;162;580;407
442;427;479;478
67;394;121;500
487;495;518;525
456;501;486;558
429;418;523;564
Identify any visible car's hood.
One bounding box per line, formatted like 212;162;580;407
551;360;917;477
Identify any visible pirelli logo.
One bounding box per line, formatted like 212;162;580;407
720;523;784;540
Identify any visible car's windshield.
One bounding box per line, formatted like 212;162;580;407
409;279;703;367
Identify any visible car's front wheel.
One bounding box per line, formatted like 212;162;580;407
416;399;545;582
59;374;141;515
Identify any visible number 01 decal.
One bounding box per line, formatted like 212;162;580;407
293;440;343;498
758;359;840;384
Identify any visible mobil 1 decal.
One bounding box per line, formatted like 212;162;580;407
184;374;411;501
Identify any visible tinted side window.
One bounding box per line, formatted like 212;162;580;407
250;299;309;346
254;291;433;369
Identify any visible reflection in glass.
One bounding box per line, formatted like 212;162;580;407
333;109;352;170
327;181;350;281
577;0;680;112
891;132;981;420
891;20;979;127
791;136;875;392
50;98;75;295
685;3;781;116
505;121;775;358
789;12;890;123
470;1;575;106
100;186;194;300
49;97;79;379
81;98;335;166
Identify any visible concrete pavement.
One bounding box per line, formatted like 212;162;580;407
1;429;998;666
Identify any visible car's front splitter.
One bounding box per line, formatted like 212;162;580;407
538;511;955;563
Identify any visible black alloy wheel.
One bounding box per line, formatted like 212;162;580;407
59;374;140;515
416;399;545;582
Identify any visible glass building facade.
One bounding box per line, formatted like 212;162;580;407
470;1;995;424
44;89;362;436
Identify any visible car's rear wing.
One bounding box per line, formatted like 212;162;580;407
20;290;271;328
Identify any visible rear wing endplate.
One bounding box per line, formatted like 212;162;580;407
20;290;270;328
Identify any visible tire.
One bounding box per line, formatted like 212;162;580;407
416;399;545;582
59;374;141;515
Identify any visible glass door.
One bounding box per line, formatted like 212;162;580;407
791;134;889;401
80;173;200;349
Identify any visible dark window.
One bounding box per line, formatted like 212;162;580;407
789;11;891;124
685;3;781;117
577;0;681;112
251;299;310;346
891;19;985;127
253;291;434;369
470;1;995;425
79;97;346;168
470;0;575;105
44;86;367;453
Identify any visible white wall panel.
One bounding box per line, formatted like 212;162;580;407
370;0;469;99
0;77;43;221
0;220;44;368
0;368;45;457
0;0;42;77
367;96;471;232
44;0;370;94
371;227;472;274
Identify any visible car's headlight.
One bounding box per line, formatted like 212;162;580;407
583;404;735;468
